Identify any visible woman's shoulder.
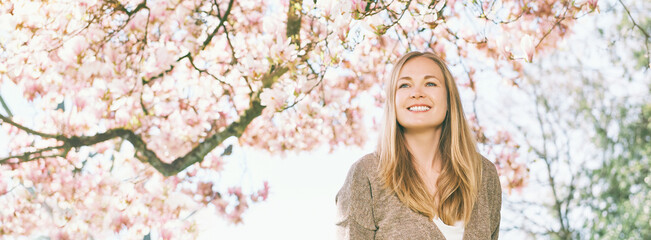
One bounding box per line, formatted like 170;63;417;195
480;155;499;180
343;152;380;181
479;155;502;198
336;152;380;232
354;152;380;169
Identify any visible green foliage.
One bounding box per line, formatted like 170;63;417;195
510;1;650;239
583;102;651;240
615;3;651;70
632;15;651;69
633;49;649;69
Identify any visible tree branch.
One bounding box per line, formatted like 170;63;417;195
201;0;234;50
0;114;62;139
617;0;650;69
532;82;571;238
142;0;235;86
100;0;150;47
182;52;231;87
0;145;69;164
1;0;303;177
0;65;289;176
286;0;303;46
618;0;650;40
535;7;569;49
109;0;148;17
133;66;288;176
0;94;12;117
223;18;238;65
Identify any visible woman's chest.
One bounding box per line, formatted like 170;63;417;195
370;182;492;240
372;186;441;239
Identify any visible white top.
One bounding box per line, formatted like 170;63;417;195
432;217;465;240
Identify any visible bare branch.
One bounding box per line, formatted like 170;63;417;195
617;0;650;69
535;7;570;50
223;22;238;65
618;0;650;40
477;1;526;24
182;52;231;87
100;0;150;48
109;0;148;17
201;0;234;50
282;64;326;111
532;82;572;238
0;146;70;165
378;0;412;35
0;114;62;139
355;0;397;19
0;94;12;117
141;0;237;86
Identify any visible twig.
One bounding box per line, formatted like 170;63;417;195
618;0;651;40
535;7;569;49
0;114;61;139
617;0;650;69
0;94;12;117
201;0;234;50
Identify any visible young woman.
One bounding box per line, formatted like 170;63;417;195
336;51;501;240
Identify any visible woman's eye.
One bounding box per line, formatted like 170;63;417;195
426;82;437;87
398;84;409;88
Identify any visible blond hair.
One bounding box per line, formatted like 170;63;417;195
376;51;482;225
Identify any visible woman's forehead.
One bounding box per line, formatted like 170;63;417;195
398;57;444;79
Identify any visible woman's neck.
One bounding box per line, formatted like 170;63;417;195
403;127;443;173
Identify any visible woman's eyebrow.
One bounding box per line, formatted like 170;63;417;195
398;75;440;81
424;75;440;81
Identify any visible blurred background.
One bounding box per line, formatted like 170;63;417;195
0;0;648;239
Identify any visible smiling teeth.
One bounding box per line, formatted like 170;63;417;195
408;106;430;112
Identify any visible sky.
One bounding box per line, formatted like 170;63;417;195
196;140;374;239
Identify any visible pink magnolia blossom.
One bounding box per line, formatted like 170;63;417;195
316;0;339;18
495;34;513;59
251;181;270;202
0;177;7;196
521;34;535;62
259;87;287;111
57;35;89;64
351;0;367;12
587;0;599;10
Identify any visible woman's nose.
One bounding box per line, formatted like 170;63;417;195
410;88;425;98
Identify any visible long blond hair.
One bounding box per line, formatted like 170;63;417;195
376;51;482;225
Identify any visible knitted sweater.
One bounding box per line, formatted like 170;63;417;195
335;152;502;240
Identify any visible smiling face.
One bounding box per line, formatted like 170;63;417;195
394;56;449;132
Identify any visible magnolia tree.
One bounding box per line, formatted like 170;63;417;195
0;0;596;238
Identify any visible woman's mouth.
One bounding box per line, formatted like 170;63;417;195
408;106;431;112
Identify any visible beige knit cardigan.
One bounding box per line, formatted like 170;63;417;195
335;152;502;240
